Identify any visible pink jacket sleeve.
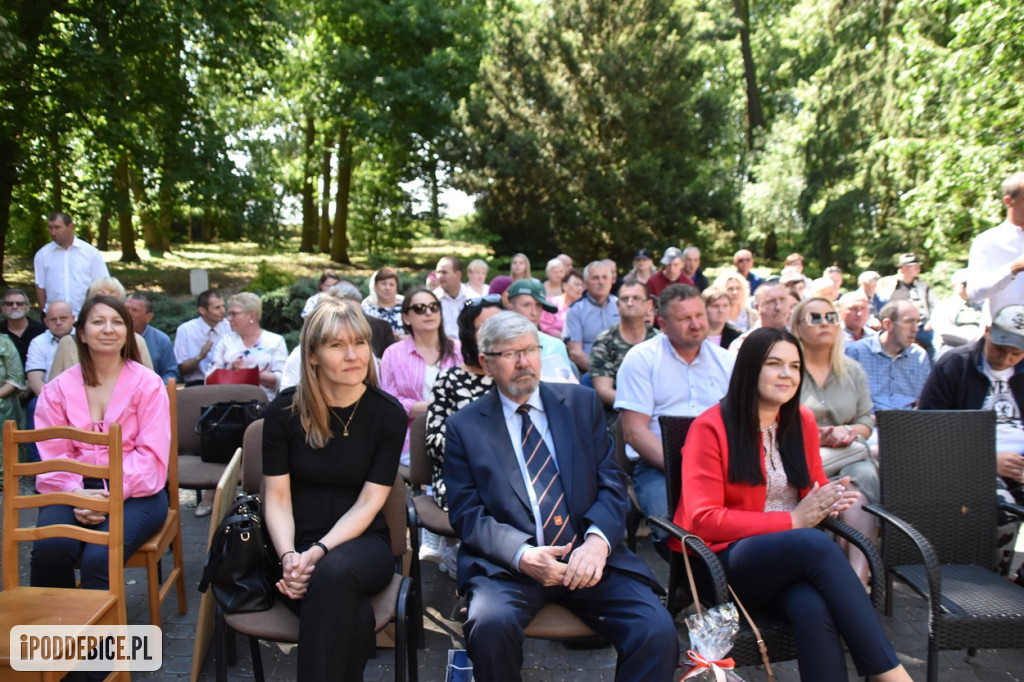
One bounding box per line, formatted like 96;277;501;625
35;363;170;499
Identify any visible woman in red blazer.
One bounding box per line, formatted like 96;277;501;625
676;327;910;682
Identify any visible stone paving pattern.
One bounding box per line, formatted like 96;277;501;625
4;481;1023;681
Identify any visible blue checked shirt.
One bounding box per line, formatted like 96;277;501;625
845;335;932;411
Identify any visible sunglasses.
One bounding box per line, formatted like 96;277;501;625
409;302;441;315
464;294;502;308
804;311;840;326
2;300;27;307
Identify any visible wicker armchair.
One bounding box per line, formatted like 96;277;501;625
650;414;885;669
866;409;1024;682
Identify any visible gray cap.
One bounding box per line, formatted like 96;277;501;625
661;247;683;265
990;304;1024;352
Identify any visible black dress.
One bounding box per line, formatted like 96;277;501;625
263;386;406;681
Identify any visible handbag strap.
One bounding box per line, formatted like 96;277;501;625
680;534;774;681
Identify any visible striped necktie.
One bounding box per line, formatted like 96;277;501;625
516;404;577;548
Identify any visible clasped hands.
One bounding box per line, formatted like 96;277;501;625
517;534;609;590
818;424;857;448
72;488;109;525
277;545;325;600
791;476;859;529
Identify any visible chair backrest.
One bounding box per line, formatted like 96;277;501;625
658;415;697;513
1;420;125;606
407;413;430;486
176;383;268;455
613;418;633;476
240;419;265;496
876;409;997;567
238;418;407;562
166;378;179;513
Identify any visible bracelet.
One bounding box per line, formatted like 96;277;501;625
312;541;328;556
279;550;296;563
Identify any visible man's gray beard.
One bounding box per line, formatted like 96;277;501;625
504;371;539;399
5;309;26;321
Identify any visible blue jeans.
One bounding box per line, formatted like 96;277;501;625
30;490;168;589
633;461;668;545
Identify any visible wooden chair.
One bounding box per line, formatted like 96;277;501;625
125;378;188;627
649;414;885;670
175;384;267;504
0;420;129;682
213;420;419;682
867;410;1024;682
190;447;244;682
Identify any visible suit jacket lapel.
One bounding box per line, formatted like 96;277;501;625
478;387;532;511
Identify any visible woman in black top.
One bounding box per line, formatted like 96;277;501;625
264;298;406;680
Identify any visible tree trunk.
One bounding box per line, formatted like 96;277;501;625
300;115;317;252
98;201;112;251
330;124;352;264
733;0;763;152
427;152;442;238
49;129;64;213
114;155;140;262
157;173;173;252
319;132;333;253
130;162;161;252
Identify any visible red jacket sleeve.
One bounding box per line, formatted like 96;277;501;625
675;405;826;553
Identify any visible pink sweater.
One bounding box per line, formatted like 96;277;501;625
35;361;170;499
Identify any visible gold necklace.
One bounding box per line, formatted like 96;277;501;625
328;397;362;437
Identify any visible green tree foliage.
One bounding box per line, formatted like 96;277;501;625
455;0;740;265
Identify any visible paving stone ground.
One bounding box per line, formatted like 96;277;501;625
4;481;1023;681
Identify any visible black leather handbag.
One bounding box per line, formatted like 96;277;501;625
195;400;265;463
198;494;277;613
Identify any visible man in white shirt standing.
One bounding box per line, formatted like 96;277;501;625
174;290;230;386
615;283;735;558
967;172;1024;324
434;256;472;338
33;212;109;316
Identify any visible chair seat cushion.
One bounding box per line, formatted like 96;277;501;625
523;604;598;639
179;455;233;489
412;495;457;537
894;563;1024;618
224;602;299;642
370;573;404;631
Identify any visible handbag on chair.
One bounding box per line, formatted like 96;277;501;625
195;400;265;463
198;494;276;614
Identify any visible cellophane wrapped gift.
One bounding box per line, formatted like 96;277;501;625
681;602;744;681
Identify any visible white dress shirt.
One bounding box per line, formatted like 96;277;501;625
33;237;109;315
173;317;231;383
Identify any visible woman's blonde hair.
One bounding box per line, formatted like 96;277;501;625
293;298;377;449
790;296;848;380
86;277;126;301
228;292;262;321
711;273;750;303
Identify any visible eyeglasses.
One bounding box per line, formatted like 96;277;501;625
618;295;646;304
736;257;752;263
409;302;441;315
464;294;502;308
2;300;27;307
483;344;540;361
804;311;840;326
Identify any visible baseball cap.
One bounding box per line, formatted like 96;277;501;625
897;253;921;267
506;279;557;313
661;247;683;265
990;305;1024;352
634;248;653;261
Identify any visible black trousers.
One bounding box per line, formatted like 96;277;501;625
280;532;394;681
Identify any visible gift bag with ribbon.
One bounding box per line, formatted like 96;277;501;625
679;532;773;681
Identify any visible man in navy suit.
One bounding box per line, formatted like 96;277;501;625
443;311;678;682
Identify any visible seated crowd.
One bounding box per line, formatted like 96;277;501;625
7;177;1024;680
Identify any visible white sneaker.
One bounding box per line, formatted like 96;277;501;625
439;542;459;579
419;528;444;563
